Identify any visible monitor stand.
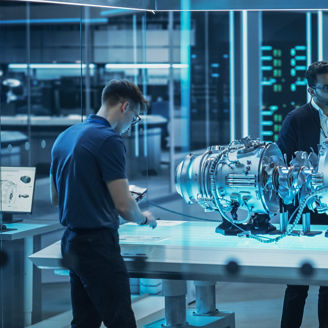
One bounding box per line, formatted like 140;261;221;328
2;213;23;223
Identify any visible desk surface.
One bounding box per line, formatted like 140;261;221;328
1;115;167;126
0;221;62;240
29;220;328;284
1;131;28;146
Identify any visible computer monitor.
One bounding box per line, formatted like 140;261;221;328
0;166;36;222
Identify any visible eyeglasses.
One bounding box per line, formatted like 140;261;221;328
314;85;328;93
131;113;142;126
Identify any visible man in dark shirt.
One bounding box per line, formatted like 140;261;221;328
278;61;328;328
50;80;157;328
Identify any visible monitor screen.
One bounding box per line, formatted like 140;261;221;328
0;167;36;214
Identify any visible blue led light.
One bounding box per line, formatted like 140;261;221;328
0;18;107;24
261;78;276;86
306;12;311;103
229;11;235;142
262;111;273;116
295;45;306;51
295;66;307;71
180;0;191;150
262;121;274;126
261;56;273;61
269;105;278;111
9;63;95;69
100;9;130;16
261;46;272;51
262;131;274;136
262;66;273;71
318;11;323;61
295;80;307;86
242;10;248;138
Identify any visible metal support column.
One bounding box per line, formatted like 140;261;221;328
230;11;261;139
246;11;262;139
162;279;188;328
24;237;33;326
194;281;217;315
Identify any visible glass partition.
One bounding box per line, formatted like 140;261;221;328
1;2;327;327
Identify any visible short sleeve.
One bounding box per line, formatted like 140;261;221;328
97;136;127;182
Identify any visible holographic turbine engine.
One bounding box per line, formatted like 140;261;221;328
176;137;328;238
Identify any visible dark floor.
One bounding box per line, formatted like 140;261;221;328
41;281;319;328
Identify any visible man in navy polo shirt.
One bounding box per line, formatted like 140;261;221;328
278;61;328;328
50;80;157;328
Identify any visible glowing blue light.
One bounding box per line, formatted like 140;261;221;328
295;80;307;86
229;11;235;142
9;63;95;69
262;66;273;71
242;10;248;138
262;111;273;116
105;64;188;69
261;46;272;51
100;9;130;16
318;11;323;61
0;18;107;24
306;12;311;103
262;131;274;136
261;56;273;61
262;78;276;86
180;0;191;150
295;66;307;70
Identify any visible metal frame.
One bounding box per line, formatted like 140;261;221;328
15;0;328;11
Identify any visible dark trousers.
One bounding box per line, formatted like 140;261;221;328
61;228;137;328
281;285;328;328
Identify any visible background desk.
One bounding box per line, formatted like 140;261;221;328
0;220;62;328
1;131;28;166
1;115;167;177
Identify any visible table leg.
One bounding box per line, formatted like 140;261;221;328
194;281;217;315
162;279;189;328
24;237;33;326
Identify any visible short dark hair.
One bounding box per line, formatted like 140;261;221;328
101;79;147;110
305;61;328;88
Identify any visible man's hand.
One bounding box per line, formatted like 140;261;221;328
107;179;157;227
142;210;157;229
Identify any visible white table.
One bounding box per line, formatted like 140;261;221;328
1;221;62;328
29;220;328;327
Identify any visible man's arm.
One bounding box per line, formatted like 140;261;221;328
50;174;58;206
107;178;156;228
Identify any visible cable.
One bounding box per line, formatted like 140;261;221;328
147;200;218;222
149;185;328;242
245;185;328;243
